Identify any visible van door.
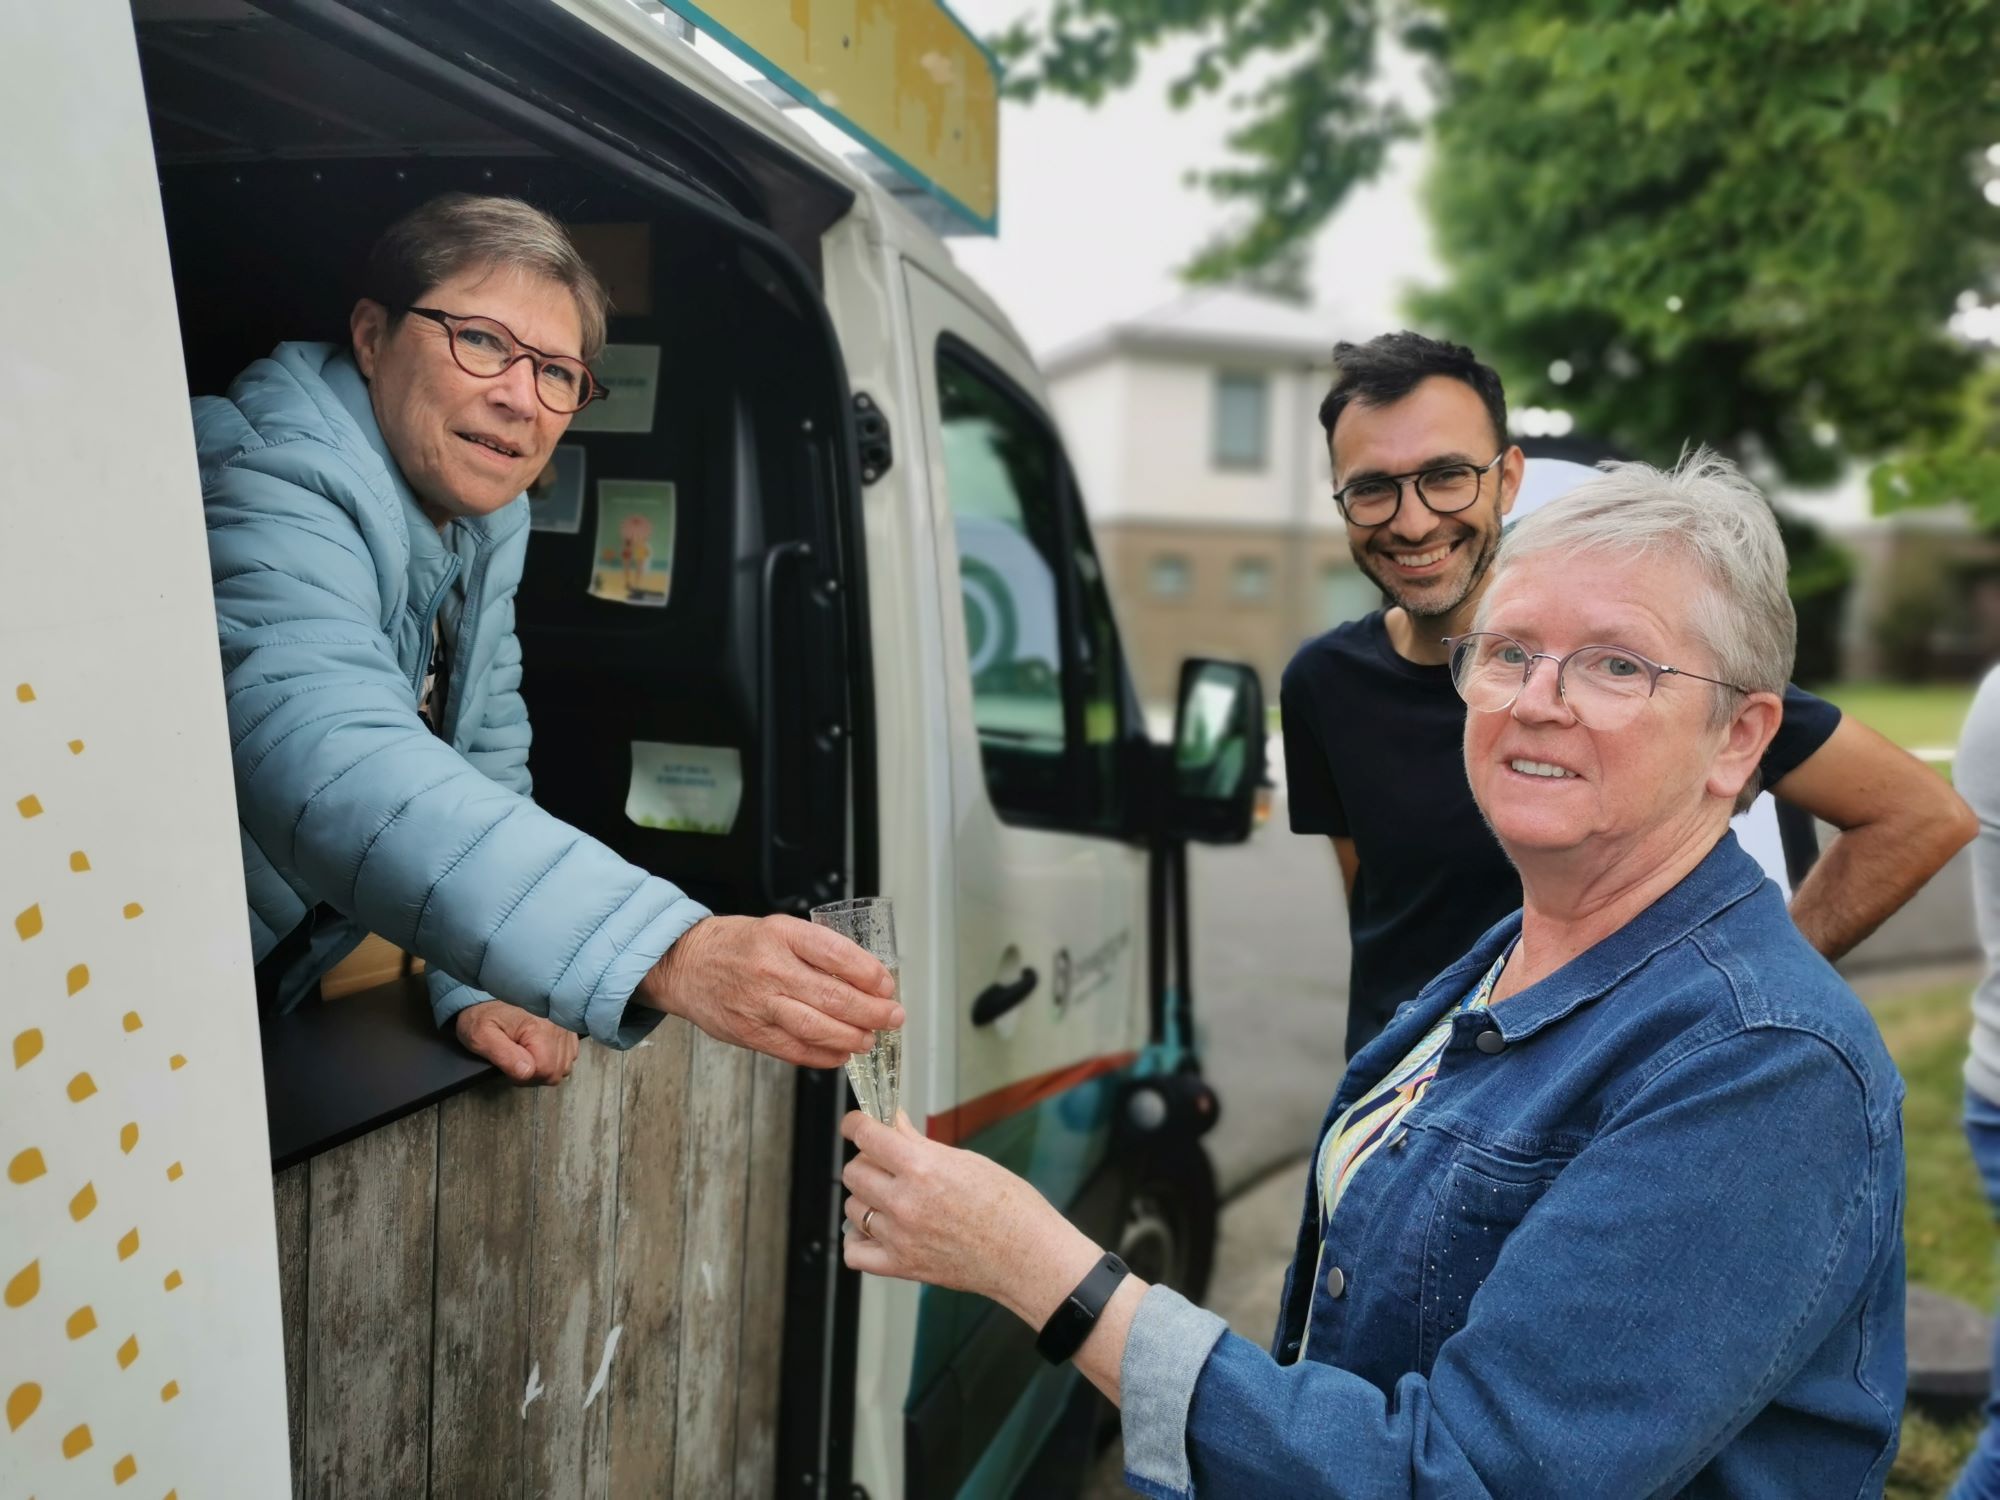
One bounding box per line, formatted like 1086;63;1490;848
899;262;1154;1494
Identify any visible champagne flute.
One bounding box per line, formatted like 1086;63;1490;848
809;897;902;1126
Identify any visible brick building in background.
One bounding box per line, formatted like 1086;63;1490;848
1044;288;1378;706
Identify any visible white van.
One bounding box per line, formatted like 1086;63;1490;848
2;4;1264;1496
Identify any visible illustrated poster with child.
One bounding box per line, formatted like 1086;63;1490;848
589;479;675;606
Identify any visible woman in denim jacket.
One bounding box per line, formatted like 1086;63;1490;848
841;450;1905;1497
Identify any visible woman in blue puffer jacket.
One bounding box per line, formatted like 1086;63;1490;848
196;194;900;1082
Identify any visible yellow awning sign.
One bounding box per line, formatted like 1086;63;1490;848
664;0;1000;233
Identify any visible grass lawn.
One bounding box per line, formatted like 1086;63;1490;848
1820;682;1978;779
1878;978;1991;1496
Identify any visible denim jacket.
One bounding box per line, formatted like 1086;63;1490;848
1121;834;1905;1498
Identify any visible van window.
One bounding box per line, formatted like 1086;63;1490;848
941;353;1071;819
1071;523;1130;830
938;349;1135;832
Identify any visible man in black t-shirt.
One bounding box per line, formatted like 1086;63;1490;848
1282;332;1977;1058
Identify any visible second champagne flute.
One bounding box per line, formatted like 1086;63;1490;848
808;896;901;1126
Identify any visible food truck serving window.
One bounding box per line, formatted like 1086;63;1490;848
137;0;865;1165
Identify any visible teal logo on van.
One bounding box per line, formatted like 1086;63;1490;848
959;555;1017;677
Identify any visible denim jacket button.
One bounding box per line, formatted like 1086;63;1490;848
1475;1027;1506;1055
1326;1264;1347;1299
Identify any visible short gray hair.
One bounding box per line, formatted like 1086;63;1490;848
362;193;610;361
1480;447;1795;811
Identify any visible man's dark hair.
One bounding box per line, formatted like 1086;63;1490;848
1317;331;1508;451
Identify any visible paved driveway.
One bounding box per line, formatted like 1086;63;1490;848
1187;790;1350;1193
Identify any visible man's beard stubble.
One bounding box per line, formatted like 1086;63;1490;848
1352;518;1503;622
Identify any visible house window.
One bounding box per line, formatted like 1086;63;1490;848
1212;372;1269;470
1149;554;1192;599
1230;557;1273;604
1322;564;1381;628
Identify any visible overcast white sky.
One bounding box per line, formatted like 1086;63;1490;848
941;0;1441;355
921;6;1888;524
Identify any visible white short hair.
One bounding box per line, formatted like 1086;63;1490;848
1478;447;1795;810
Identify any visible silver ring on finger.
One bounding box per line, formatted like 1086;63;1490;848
861;1207;878;1239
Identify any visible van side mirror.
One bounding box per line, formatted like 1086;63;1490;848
1168;658;1265;844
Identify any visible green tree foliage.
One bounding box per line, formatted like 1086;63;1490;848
998;0;2000;488
1873;365;2000;527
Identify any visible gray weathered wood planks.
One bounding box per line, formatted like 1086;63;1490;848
272;1160;309;1500
670;1032;757;1498
277;1017;791;1498
521;1043;622;1499
608;1022;696;1497
733;1050;796;1496
303;1106;438;1497
430;1074;535;1498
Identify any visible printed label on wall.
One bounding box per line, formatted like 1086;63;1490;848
566;343;661;435
626;743;743;835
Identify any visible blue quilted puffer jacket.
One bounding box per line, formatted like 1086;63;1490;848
195;342;707;1045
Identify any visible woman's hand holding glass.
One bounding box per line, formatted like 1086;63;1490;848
839;1111;1108;1330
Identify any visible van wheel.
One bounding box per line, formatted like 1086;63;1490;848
1115;1143;1218;1307
1090;1144;1221;1461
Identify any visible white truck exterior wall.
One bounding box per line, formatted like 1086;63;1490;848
1;5;291;1494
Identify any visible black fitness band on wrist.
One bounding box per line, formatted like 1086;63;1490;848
1035;1251;1131;1365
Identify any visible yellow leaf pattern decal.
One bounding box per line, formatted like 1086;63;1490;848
5;1382;39;1431
6;684;191;1494
4;1260;38;1308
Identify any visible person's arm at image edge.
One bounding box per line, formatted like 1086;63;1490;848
1771;714;1977;960
1330;837;1358;902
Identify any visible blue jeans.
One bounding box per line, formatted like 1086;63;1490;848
1952;1086;2000;1500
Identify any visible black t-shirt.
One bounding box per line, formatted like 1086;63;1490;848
1281;611;1843;1058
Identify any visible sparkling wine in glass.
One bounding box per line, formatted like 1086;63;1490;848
808;896;901;1126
